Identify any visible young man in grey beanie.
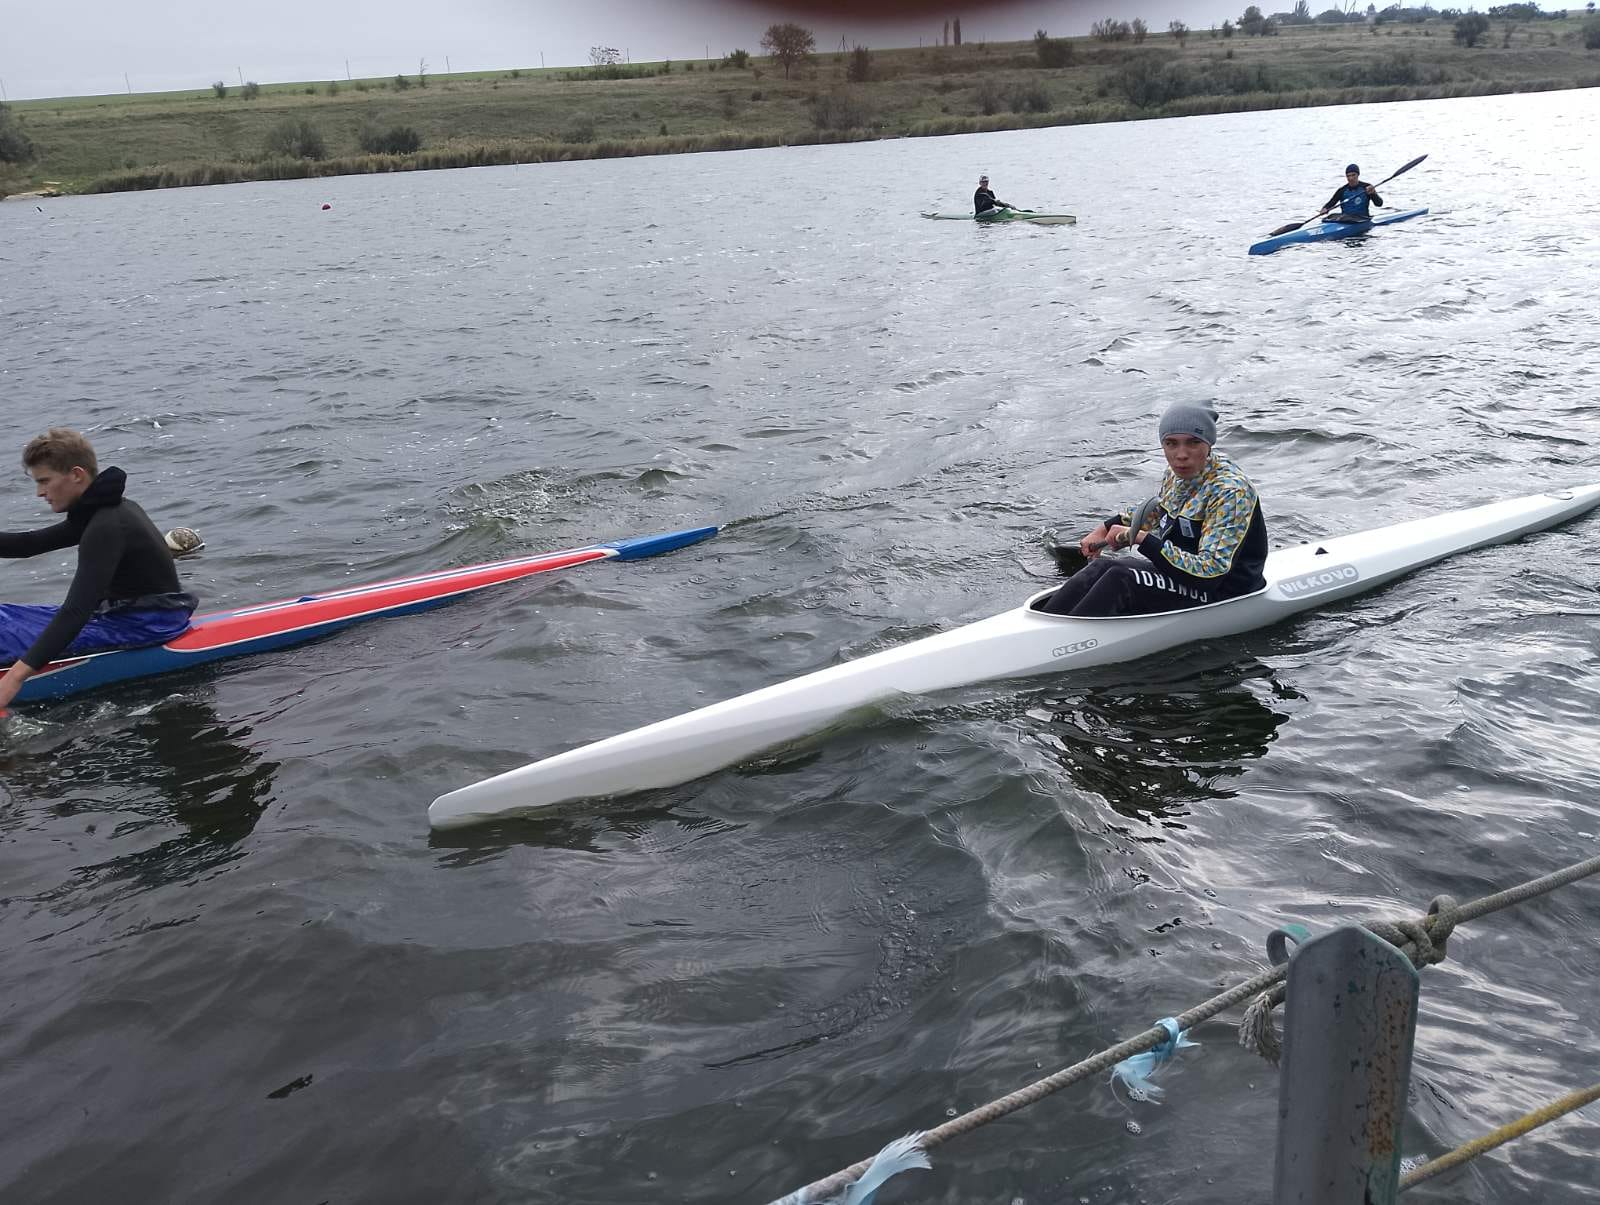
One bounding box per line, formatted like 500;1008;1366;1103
1037;402;1267;617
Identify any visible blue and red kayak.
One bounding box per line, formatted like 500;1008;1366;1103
15;525;718;704
1248;208;1429;256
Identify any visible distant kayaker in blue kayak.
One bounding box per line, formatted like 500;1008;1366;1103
0;429;197;710
1038;403;1268;618
1318;163;1382;224
974;175;1013;216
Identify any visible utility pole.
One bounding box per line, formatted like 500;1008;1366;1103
345;59;351;80
540;51;545;68
237;66;244;86
0;78;8;102
445;55;451;74
125;72;132;94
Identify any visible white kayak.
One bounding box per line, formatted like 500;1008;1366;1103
429;485;1600;829
922;209;1077;226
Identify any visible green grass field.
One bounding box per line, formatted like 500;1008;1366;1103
3;19;1597;197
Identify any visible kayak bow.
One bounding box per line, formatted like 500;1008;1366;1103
1249;208;1429;256
16;525;719;704
428;486;1600;830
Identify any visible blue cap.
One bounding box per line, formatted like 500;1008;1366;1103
1345;163;1360;174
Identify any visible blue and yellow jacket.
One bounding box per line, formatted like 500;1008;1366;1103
1109;452;1268;601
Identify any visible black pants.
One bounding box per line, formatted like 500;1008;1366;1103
1036;558;1211;617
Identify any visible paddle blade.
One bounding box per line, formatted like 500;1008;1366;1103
1049;543;1088;575
1379;153;1427;186
1267;216;1313;237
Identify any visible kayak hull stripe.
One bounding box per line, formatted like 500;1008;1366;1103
427;488;1600;829
1248;208;1429;256
17;525;719;703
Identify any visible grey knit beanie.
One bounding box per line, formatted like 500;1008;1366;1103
1158;402;1218;446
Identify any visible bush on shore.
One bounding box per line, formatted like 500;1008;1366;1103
809;88;874;130
1105;54;1284;106
1454;12;1492;44
1034;30;1074;66
0;104;37;164
357;123;422;154
1334;50;1440;85
1009;81;1053;112
262;119;328;160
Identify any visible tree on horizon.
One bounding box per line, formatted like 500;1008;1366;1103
761;23;816;79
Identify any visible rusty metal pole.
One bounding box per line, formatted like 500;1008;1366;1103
1273;925;1419;1204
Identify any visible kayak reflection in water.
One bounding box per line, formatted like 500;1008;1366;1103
0;428;197;710
1318;163;1382;224
974;173;1012;216
1037;403;1268;618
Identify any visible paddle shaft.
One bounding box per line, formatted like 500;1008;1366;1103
1267;154;1427;237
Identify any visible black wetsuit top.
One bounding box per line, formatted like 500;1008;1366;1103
0;467;191;668
1323;182;1382;221
974;187;1006;215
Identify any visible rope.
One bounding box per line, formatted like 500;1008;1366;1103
771;961;1291;1204
1238;984;1287;1066
1239;852;1600;1064
766;852;1600;1205
1399;1081;1600;1190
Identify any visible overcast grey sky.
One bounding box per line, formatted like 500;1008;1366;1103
2;0;1256;102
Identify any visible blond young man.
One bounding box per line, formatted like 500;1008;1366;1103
1;429;195;709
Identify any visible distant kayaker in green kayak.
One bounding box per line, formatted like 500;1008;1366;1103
0;429;196;710
1038;403;1268;618
974;175;1013;217
1318;164;1382;224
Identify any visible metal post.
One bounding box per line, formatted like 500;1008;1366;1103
1274;926;1419;1204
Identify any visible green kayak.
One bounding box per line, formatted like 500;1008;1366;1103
922;208;1077;226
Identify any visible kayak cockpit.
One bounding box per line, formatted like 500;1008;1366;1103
1023;582;1270;619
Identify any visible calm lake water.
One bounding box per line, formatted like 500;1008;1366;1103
3;88;1599;1204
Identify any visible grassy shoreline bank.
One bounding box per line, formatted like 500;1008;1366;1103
4;20;1598;198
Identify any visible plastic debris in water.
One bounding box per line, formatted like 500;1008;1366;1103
1110;1017;1198;1105
769;1133;931;1205
835;1133;930;1205
164;527;205;555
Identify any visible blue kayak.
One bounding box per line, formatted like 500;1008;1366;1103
1248;208;1429;256
14;525;719;704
